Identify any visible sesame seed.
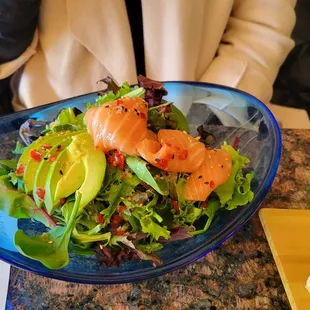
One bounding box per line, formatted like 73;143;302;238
104;105;109;108
198;175;203;179
221;165;224;168
60;170;63;175
99;244;104;250
48;241;54;244
125;108;128;112
154;158;159;163
57;145;61;149
204;181;209;185
120;197;124;200
172;154;175;159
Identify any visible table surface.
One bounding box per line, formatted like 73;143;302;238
6;129;310;310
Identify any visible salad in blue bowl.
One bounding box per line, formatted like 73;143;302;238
0;76;281;284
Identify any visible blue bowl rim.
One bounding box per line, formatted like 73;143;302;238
0;81;282;284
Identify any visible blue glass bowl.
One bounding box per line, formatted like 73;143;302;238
0;82;281;284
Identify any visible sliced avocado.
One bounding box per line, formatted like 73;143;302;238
54;162;85;201
73;133;106;211
44;148;70;215
22;131;83;193
33;136;77;207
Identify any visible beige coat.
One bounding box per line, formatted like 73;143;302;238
0;0;296;111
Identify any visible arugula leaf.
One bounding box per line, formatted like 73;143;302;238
0;159;17;171
190;200;221;235
171;105;189;133
14;193;81;269
126;156;169;195
72;229;111;244
0;188;56;228
140;217;170;240
0;176;14;189
136;242;163;253
12;141;26;155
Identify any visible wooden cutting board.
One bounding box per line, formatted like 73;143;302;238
259;208;310;310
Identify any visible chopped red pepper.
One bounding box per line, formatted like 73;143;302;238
96;213;105;224
114;230;126;236
60;198;67;205
107;151;125;171
30;149;42;162
232;136;239;149
49;154;58;162
42;145;52;151
171;200;179;211
201;201;208;209
140;112;146;119
210;180;215;189
36;188;45;200
178;149;188;160
121;173;128;180
118;205;126;213
111;213;123;228
16;164;25;176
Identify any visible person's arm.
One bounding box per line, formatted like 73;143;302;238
0;0;40;79
199;0;297;103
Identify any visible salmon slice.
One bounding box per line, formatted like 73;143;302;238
85;97;148;155
183;149;232;201
136;129;205;172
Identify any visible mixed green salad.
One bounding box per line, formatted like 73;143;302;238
0;76;254;269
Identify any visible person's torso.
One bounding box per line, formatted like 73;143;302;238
16;0;233;110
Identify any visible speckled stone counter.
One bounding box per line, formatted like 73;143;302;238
6;129;310;310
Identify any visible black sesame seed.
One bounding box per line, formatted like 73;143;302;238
134;108;138;113
172;154;175;159
60;170;63;175
57;145;61;149
221;165;224;168
154;158;159;163
125;108;128;112
198;175;203;179
104;105;109;108
204;181;209;185
44;158;48;161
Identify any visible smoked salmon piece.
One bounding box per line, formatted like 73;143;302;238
136;129;205;173
85;97;148;155
183;149;232;201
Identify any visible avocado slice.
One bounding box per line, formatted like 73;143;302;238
21;131;83;193
55;133;106;212
32;135;78;207
73;133;106;211
44;148;70;215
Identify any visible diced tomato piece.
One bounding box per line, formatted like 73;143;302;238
118;205;126;213
60;198;66;205
49;154;58;162
210;180;215;189
96;213;105;224
115;151;125;171
121;173;127;180
140;112;146;119
30;149;42;162
111;213;123;228
36;188;45;200
42;145;52;151
178;149;188;160
171;200;179;211
16;164;25;176
201;201;208;209
114;230;125;236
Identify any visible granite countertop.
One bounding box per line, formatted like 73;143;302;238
6;129;310;310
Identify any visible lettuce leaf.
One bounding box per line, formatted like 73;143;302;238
140;217;170;240
214;144;254;210
126;156;169;195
